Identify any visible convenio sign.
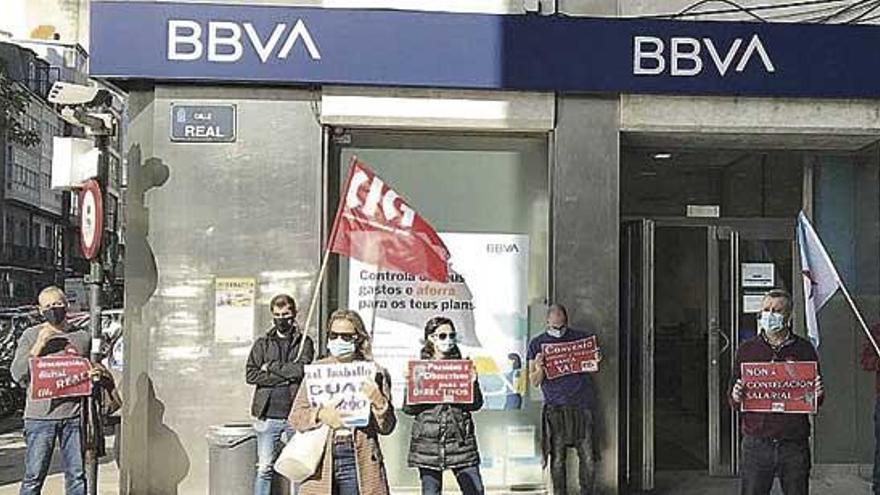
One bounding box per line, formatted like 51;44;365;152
167;19;321;63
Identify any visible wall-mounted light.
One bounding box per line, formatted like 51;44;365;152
652;152;673;160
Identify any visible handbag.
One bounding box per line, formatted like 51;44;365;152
274;424;330;483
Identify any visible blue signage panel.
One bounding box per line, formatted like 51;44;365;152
90;1;880;98
170;104;236;143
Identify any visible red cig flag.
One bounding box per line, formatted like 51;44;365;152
329;158;450;282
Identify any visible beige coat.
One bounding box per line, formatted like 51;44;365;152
289;357;396;495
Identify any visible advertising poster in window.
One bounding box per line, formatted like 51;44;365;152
349;232;529;410
214;277;256;343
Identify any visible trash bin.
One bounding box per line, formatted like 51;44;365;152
207;423;257;495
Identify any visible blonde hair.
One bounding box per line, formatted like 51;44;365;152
38;286;66;308
326;309;373;360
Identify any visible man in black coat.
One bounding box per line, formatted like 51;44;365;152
246;294;314;495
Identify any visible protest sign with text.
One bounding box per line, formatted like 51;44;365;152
305;362;376;427
741;361;818;414
406;360;474;405
542;336;599;380
29;356;92;400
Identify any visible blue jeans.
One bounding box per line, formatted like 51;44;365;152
20;418;85;495
333;439;359;495
873;398;880;494
419;466;485;495
254;418;296;495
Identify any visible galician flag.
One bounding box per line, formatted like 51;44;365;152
797;211;842;347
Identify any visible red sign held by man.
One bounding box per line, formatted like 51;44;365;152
29;356;92;400
329;158;451;282
740;361;818;414
542;336;600;380
406;360;474;405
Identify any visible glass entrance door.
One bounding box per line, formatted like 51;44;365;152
621;218;796;490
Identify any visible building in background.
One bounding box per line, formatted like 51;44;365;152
0;38;125;309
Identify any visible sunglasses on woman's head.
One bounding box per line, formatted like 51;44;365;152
432;332;457;341
328;332;358;342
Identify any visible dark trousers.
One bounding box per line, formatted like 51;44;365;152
548;410;595;495
873;397;880;494
418;466;484;495
739;436;810;495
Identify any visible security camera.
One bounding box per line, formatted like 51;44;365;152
59;107;114;135
48;82;111;107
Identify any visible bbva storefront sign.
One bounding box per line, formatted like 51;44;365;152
91;1;880;98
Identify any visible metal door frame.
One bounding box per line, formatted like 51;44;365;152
621;219;654;492
623;216;795;484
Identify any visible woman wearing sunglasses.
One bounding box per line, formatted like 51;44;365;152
289;309;396;495
403;316;485;495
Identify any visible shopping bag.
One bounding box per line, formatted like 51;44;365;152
274;425;330;483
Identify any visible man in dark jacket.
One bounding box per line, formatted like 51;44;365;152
246;294;314;495
860;322;880;495
729;289;825;495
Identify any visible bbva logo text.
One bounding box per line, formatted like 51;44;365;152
633;34;774;77
167;19;321;63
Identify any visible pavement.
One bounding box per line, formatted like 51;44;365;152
653;469;873;494
0;414;873;495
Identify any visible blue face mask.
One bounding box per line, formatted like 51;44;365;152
327;338;356;358
759;311;787;335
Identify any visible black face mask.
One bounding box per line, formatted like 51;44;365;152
274;316;296;334
42;307;67;325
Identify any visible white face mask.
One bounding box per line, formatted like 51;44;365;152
759;311;787;335
547;326;566;338
433;338;455;354
328;338;356;357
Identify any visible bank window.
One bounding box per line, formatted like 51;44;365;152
329;131;549;491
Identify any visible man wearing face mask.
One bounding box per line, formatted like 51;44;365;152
527;304;601;495
10;286;90;495
729;289;825;495
246;294;315;495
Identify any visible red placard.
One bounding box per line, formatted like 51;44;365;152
542;336;599;380
406;360;474;405
741;361;818;414
29;356;93;400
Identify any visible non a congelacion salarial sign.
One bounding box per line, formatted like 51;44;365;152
305;362;376;427
406;360;474;405
741;361;818;414
170;104;236;143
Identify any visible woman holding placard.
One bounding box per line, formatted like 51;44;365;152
404;316;485;495
289;309;396;495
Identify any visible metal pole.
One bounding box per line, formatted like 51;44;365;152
84;133;108;495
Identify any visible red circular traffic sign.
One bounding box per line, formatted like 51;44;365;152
79;180;104;260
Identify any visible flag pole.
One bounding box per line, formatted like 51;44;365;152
837;278;880;358
295;157;357;361
296;246;333;361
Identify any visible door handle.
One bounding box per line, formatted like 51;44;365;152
718;328;731;356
